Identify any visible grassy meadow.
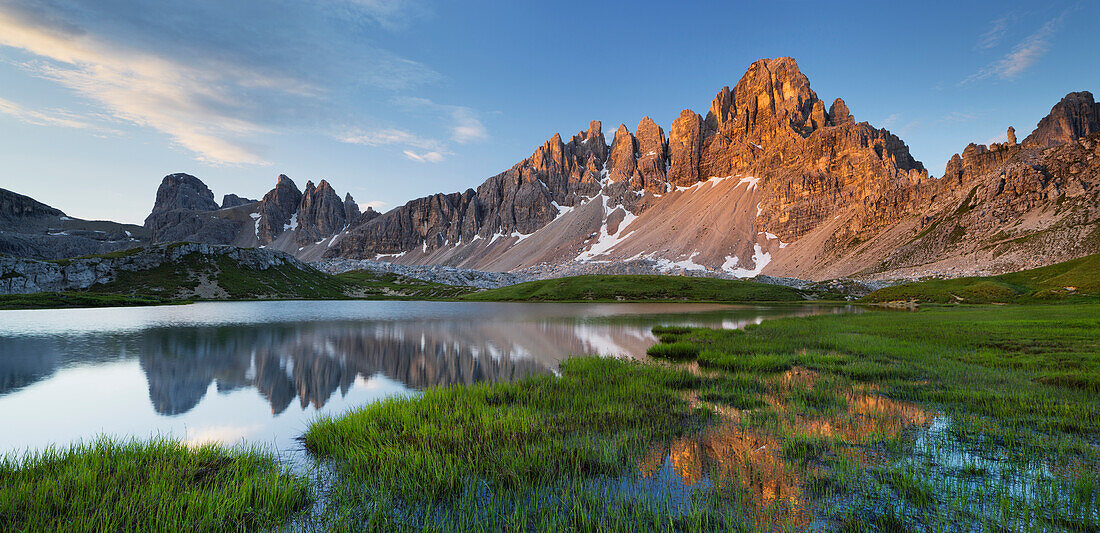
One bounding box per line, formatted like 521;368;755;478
296;303;1100;531
863;252;1100;304
461;274;809;302
0;439;311;532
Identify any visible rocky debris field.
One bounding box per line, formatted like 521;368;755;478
312;258;535;289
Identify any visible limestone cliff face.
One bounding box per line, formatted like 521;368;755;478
255;175;303;243
329;120;618;258
1023;91;1100;148
691;58;927;250
0;188;64;221
326;57;926;267
295;180;348;245
668;110;703;187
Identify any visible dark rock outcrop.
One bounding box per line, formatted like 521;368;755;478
295;180;347;244
145;174;218;222
255;175;303;243
221;194;256;209
144;174;235;243
1023;91;1100;148
1;188;64;221
343;193;361;225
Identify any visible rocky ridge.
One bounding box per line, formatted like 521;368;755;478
1;187;146;260
0;242;310;295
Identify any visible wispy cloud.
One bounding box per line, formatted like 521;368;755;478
401;150;447;163
338;127;452;162
0;95;118;135
975;14;1013;50
395;96;489;144
360;199;388;211
336;96;488;162
0;1;448;166
963;14;1064;84
339;127;445;150
449;106;488;144
327;0;431;30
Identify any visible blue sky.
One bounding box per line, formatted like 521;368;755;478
0;0;1095;224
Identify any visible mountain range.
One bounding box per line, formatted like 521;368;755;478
2;57;1098;281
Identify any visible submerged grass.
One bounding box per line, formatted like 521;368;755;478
0;438;311;532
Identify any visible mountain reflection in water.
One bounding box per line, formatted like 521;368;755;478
0;301;856;452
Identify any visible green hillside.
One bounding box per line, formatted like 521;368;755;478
460;274;808;302
863;253;1100;304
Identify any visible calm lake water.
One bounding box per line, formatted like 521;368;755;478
0;300;856;455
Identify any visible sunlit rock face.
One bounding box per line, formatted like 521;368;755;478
1022;91;1100;148
321;59;1100;281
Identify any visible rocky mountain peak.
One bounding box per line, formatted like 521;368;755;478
1023;91;1100;148
829;98;853;126
606;124;637;182
668;109;704;187
704;86;734;133
343;193;361;224
729;57;820;141
221;194;255;209
256;174;303;243
634;116;669;193
1;187;64;221
295;178;346;244
146;173;218;221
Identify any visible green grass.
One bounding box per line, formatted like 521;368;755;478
334;270;476;299
0;438;311;532
0;292;180;310
459;274;808;302
646;341;701;360
863;252;1100;303
301;303;1100;530
305;357;709;501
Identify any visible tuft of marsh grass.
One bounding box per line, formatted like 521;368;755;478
0;437;311;532
646;341;701;360
305;357;711;501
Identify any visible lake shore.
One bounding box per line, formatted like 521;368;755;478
3;302;1096;531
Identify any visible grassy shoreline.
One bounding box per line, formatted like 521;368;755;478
0;438;312;532
1;273;831;310
302;303;1100;531
5;303;1097;530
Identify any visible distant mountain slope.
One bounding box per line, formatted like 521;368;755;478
0;187;146;260
141;173;377;260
